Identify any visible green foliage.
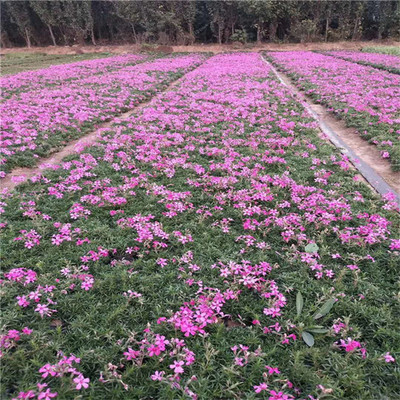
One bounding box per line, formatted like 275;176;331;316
1;1;399;47
230;29;248;44
362;46;400;56
295;293;337;347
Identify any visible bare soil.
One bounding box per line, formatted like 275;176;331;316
311;104;400;193
2;40;399;56
1;111;131;191
265;61;400;195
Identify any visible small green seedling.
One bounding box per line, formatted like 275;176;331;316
296;291;335;347
304;243;319;253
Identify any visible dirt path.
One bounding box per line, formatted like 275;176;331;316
262;57;400;205
0;74;192;192
2;40;399;56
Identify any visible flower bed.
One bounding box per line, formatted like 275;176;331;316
0;54;148;98
0;54;207;175
267;51;400;170
325;50;400;74
1;53;399;400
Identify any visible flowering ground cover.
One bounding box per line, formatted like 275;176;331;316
324;50;400;74
266;51;400;170
0;54;148;97
0;53;206;176
1;52;400;400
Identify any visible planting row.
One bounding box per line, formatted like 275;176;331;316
1;53;399;400
0;54;148;98
325;50;400;74
0;53;207;175
267;51;400;170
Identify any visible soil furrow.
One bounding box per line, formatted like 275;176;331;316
262;56;400;205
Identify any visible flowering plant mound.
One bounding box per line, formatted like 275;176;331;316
325;50;400;74
267;51;400;170
1;52;399;399
0;54;147;97
0;53;206;175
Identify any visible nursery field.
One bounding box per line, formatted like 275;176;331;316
1;52;399;400
266;51;400;171
0;52;114;76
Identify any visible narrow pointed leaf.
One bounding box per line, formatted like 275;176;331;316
296;292;304;317
302;331;315;347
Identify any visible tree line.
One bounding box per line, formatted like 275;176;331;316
1;1;399;48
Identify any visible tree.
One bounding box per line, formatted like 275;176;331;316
61;1;95;45
206;1;240;44
0;0;399;47
29;1;60;46
110;0;142;43
4;1;35;47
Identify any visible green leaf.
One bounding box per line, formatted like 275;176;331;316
313;298;336;320
302;331;315;347
307;328;329;334
305;243;319;253
296;292;304;317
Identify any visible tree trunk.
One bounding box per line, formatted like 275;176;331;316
59;27;68;45
1;33;8;49
48;24;57;46
109;24;114;41
218;23;222;44
75;30;85;45
97;25;102;41
25;28;31;48
91;26;96;45
378;25;383;40
269;22;277;42
130;23;137;43
225;27;230;43
257;24;261;43
352;17;359;40
188;21;195;44
325;18;329;42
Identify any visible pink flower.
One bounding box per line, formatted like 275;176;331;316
124;347;141;361
169;360;184;374
73;375;90;390
254;382;268;393
265;365;281;375
338;338;365;355
151;370;165;381
37;389;57;400
35;303;51;318
22;327;33;335
383;352;395;363
268;390;293;400
13;390;36;399
39;364;56;378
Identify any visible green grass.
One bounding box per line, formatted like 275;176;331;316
361;46;400;56
0;52;112;76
